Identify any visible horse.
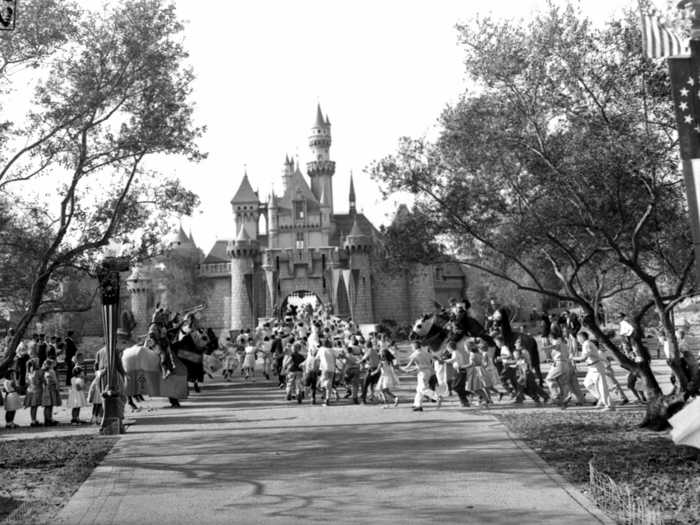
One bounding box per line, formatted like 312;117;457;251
171;326;219;393
121;343;189;406
410;306;496;352
490;307;543;386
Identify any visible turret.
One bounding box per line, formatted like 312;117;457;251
343;217;374;323
343;216;372;254
126;263;152;331
282;155;294;193
307;103;335;213
227;224;259;331
231;170;260;240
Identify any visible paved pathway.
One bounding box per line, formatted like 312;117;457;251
55;375;613;525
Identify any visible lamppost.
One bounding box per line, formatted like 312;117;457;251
95;252;130;435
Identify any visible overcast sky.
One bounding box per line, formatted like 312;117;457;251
145;0;634;253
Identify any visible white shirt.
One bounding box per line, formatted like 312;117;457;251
408;349;433;374
619;319;634;337
318;346;336;372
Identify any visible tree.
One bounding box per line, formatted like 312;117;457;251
371;3;697;427
0;0;203;374
375;204;447;271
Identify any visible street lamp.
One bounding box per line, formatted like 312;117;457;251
95;242;130;435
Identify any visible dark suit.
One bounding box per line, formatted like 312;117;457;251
64;337;78;386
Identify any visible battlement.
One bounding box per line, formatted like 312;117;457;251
227;239;259;258
306;160;336;174
198;262;232;277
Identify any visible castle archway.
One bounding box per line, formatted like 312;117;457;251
280;290;322;318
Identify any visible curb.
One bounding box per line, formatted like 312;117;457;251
497;421;615;525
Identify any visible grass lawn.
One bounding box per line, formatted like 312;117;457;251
0;435;117;524
496;407;700;525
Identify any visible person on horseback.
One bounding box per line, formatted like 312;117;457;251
445;299;496;348
149;305;175;380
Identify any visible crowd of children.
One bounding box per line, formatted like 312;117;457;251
1;357;103;429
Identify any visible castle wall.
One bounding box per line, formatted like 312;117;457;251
372;271;411;324
200;276;231;339
408;264;437;321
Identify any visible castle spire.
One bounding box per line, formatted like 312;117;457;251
349;173;356;214
315;103;325;128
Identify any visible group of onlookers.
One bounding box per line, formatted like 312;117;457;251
0;329;99;429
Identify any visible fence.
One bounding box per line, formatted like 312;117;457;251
588;460;664;525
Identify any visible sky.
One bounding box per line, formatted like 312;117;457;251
132;0;635;253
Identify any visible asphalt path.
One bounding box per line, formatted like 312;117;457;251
55;373;614;525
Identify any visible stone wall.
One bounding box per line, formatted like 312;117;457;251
200;276;231;339
372;270;410;324
407;264;437;321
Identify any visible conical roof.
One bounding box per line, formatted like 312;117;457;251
236;224;252;242
391;203;412;227
349;174;356;203
314;103;326;128
348;216;364;237
231;172;258;204
176;225;190;244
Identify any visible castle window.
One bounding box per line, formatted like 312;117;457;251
296;232;304;249
294;200;304;220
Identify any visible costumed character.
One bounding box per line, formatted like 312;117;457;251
491;307;543;386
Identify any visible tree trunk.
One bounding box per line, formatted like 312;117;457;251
0;274;51;377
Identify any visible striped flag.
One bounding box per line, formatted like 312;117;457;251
640;2;686;58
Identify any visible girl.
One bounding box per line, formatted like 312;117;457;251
464;344;492;406
242;338;257;380
222;341;240;381
87;369;104;425
2;371;21;429
24;358;44;426
377;348;400;408
41;359;61;426
68;366;89;425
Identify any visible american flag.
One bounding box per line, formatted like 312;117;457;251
669;56;700;159
640;3;686;58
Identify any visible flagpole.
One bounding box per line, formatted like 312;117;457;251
673;1;700;287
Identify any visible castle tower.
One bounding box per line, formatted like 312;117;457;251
126;263;152;332
307;104;335;214
268;191;279;249
343;217;374;323
231;171;260;240
228;225;259;331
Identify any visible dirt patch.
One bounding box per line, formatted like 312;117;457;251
0;435;117;524
497;408;700;525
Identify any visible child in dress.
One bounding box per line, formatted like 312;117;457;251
87;369;104;425
2;371;21;429
464;345;492;406
68;366;89;425
24;358;44;426
222;341;240;381
41;359;61;426
377;348;400;408
242;338;257;381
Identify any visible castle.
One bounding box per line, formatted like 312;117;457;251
125;105;468;337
